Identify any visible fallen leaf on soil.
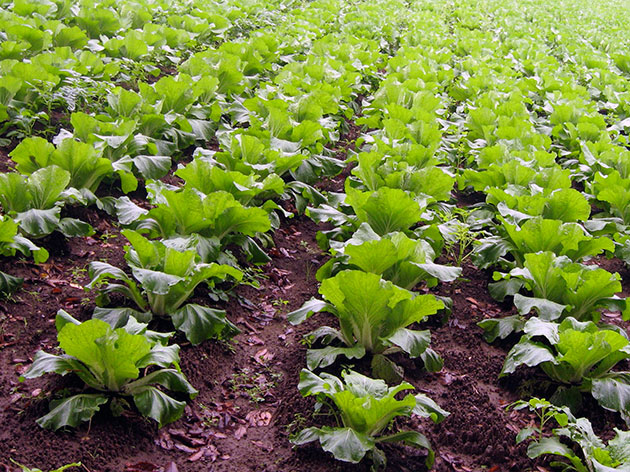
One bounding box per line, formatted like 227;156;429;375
168;428;206;447
188;449;205;462
251;440;273;452
246;335;265;345
253;348;274;365
234;425;247;439
164;462;178;472
156;430;174;450
174;443;197;454
124;461;159;472
279;248;294;259
246;410;272;427
439;371;455;385
236;317;259;333
465;297;480;306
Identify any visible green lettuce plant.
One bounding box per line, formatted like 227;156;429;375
291;369;448;469
473;217;614;270
87;229;240;344
307;185;428;245
489;252;625;322
501;318;630;415
316;223;461;289
0;166;93;239
288;270;444;380
116;187;272;262
9;137;113;194
23;311;197;430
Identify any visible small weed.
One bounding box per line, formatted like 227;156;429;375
21;289;42;303
229;367;283;404
437;207;482;266
284;413;309;435
70;266;87;283
272;298;290;311
241;266;268;288
99;231;118;243
218;337;239;354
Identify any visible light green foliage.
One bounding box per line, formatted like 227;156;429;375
291;369;447;468
491;252;624;322
87;229;241;344
317;223;461;289
288;270;443;377
24;311;197;429
0;166;93;239
513;398;630;471
502;317;630;415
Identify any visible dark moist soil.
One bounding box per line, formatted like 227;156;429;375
0;148;628;472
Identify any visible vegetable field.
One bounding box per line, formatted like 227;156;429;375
2;0;630;470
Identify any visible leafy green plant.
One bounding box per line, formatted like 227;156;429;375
501;317;630;415
473;217;614;270
116;187;272;262
0;166;93;239
512;398;630;471
485;187;591;224
316;223;461;289
288;270;444;381
307;185;428;245
291;369;448;469
9;137;113;194
87;229;240;344
23;311;197;430
174;156;285;206
489;252;625;323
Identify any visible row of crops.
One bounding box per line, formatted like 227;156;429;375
3;0;630;469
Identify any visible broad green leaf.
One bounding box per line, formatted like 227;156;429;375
413;394;450;423
58;319;152;391
16;208;61;238
306;345;366;370
317;427;374;463
287;298;331;324
371;354;404;384
501;339;555;376
346;186;424;235
0;271;22;296
514;294;566;320
527;437;577;460
131;386;187;427
36;394;108;430
28;166;71;209
591;374;630;414
478;315;525;342
388;328;431;357
23;351;82;379
171;304;239;345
